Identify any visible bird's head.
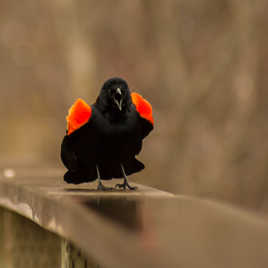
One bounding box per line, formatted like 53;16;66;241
97;77;131;113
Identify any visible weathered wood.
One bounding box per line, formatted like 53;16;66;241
0;169;174;268
2;169;268;268
61;239;100;268
0;207;60;268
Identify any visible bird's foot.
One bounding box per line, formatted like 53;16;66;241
97;182;113;191
115;182;137;191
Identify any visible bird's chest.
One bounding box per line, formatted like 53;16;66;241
92;112;139;153
97;114;139;142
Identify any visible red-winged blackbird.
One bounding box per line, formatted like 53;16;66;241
61;77;154;190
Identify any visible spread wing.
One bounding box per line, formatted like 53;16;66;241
61;98;94;173
66;98;92;135
131;92;154;138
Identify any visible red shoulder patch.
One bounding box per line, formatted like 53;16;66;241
131;92;154;125
66;98;92;135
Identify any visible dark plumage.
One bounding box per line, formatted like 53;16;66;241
61;77;154;190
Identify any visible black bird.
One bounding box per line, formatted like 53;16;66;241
61;77;154;190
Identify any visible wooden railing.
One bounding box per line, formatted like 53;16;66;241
0;169;175;268
1;169;268;268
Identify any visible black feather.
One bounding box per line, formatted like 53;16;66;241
61;77;153;184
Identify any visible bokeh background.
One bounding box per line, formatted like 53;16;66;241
1;0;268;211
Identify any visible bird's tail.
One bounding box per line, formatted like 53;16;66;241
64;158;145;182
99;158;145;180
124;158;145;176
64;168;97;184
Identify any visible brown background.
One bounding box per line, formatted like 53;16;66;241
1;0;268;211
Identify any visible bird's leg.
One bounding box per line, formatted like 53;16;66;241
115;164;137;190
96;165;113;191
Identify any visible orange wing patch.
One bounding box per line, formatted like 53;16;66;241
66;98;92;135
131;92;154;125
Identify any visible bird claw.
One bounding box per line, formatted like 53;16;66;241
115;183;126;190
97;183;113;191
128;185;137;191
115;183;137;191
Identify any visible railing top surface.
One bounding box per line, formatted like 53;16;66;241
0;168;175;268
1;168;268;268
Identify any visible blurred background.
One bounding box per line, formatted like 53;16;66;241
1;0;268;212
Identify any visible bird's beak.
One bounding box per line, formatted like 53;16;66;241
114;88;123;111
